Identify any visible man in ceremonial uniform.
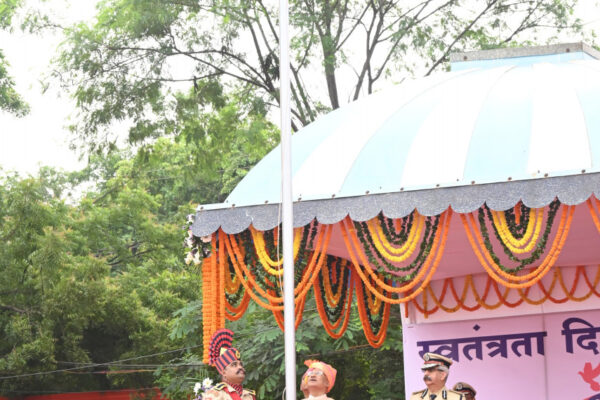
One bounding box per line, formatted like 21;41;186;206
452;382;476;400
204;329;256;400
410;352;463;400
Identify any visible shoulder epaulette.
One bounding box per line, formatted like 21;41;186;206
213;382;226;391
447;390;463;399
412;389;426;397
244;389;256;395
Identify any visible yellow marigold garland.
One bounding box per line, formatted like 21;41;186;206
222;225;332;310
250;225;303;274
322;258;346;306
461;205;574;289
490;207;543;253
340;209;451;303
227;229;323;300
365;212;424;260
224;260;242;294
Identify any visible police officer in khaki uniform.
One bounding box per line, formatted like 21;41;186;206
452;382;476;400
410;353;463;400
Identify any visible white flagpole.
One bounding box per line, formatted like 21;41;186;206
279;0;296;399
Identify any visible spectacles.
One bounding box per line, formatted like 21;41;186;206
307;369;324;376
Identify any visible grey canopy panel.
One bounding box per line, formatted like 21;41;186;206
190;172;600;236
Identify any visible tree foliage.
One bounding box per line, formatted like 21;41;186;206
56;0;581;153
0;0;29;116
0;85;278;396
0;154;200;395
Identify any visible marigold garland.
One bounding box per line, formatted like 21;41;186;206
340;210;451;303
223;225;332;310
366;212;424;259
250;225;303;273
194;197;600;356
224;260;242;294
271;289;307;331
202;235;219;363
490;206;543;253
225;290;251;321
587;197;600;234
218;231;226;330
354;212;440;279
354;272;391;347
223;258;250;321
479;200;561;273
314;256;354;339
461;204;574;288
322;257;347;306
228;227;324;301
409;265;600;318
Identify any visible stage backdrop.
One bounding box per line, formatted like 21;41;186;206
403;308;600;400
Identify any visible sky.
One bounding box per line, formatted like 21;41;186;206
0;0;97;175
0;1;599;176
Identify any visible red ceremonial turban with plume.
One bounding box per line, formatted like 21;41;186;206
209;328;241;373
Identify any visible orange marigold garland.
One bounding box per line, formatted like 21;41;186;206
268;248;315;331
461;201;574;289
314;256;354;339
587;196;600;234
408;265;600;318
340;209;452;304
202;235;219;363
353;211;440;280
354;272;391;348
223;260;250;321
223;224;332;311
271;289;308;331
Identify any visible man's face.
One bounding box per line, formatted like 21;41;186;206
300;375;309;397
306;368;329;395
222;360;245;385
458;391;475;400
422;366;446;388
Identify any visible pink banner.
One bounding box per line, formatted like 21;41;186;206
403;309;600;399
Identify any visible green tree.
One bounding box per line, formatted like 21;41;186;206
0;87;278;394
0;0;29;116
0;160;199;395
55;0;581;153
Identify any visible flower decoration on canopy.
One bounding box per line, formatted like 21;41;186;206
461;200;574;289
407;265;600;318
185;194;600;357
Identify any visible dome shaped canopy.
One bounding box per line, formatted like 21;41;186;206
193;43;600;236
